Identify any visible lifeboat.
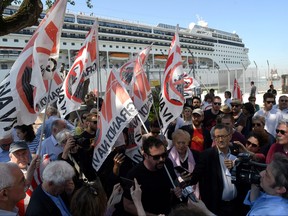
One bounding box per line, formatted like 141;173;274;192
154;55;168;61
109;52;130;60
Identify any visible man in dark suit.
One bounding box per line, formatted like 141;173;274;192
189;124;240;216
26;161;75;216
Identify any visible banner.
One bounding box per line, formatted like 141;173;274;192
159;27;185;129
57;21;98;118
0;0;67;138
92;68;138;171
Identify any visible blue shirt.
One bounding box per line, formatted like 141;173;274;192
244;190;288;215
0;148;10;162
38;135;63;161
35;116;74;143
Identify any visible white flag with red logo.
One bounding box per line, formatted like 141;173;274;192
57;21;98;118
159;27;185;129
233;78;242;101
0;0;67;138
183;73;200;99
30;0;67;111
127;46;152;161
92;68;138;171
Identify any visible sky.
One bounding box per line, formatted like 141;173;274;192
63;0;288;77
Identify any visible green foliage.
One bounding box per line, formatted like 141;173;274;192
148;87;161;122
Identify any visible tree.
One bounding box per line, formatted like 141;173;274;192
0;0;92;36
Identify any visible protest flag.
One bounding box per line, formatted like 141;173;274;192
57;21;99;118
0;0;67;139
92;68;138;171
159;26;185;129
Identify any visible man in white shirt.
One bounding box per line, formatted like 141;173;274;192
254;92;283;137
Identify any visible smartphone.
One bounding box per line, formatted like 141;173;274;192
120;176;135;188
174;166;190;174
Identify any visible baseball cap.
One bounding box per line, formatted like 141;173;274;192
192;108;204;116
9;141;29;153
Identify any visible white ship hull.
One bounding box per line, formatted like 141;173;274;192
0;6;250;92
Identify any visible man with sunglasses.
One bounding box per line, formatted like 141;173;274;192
203;96;222;131
231;99;247;134
266;120;288;164
122;137;182;215
253;92;283;138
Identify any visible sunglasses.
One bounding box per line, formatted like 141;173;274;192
252;123;262;127
213;102;221;106
246;140;258;148
147;152;168;160
276;129;286;135
82;116;87;120
231;104;240;108
90;121;98;124
265;101;274;104
281;100;288;102
151;131;160;135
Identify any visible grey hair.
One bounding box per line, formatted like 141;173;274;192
42;161;75;186
278;119;288;127
0;162;18;190
172;129;190;142
55;129;73;144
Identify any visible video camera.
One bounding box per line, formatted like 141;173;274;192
73;135;91;149
231;153;267;185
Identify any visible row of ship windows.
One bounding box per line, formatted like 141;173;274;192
1;39;245;59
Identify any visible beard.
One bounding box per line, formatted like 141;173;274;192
155;161;165;170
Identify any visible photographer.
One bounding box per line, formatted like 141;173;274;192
233;132;266;163
244;153;288;215
57;129;97;184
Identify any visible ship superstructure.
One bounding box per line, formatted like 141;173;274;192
0;5;250;91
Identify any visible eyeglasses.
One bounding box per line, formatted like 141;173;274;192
213;102;221;106
276;129;286;135
231;104;240;108
147;152;168;160
246;140;259;148
281;100;288;103
214;134;230;140
265;101;275;104
252;123;262;127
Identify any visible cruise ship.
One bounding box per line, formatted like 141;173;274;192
0;5;250;93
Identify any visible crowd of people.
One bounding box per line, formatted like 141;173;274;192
1;88;288;216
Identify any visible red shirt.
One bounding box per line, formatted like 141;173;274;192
190;128;204;152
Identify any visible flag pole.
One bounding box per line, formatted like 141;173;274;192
137;114;149;134
164;164;182;201
37;77;54;156
95;19;101;117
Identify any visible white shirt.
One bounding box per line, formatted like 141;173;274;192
218;149;237;201
254;108;283;137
